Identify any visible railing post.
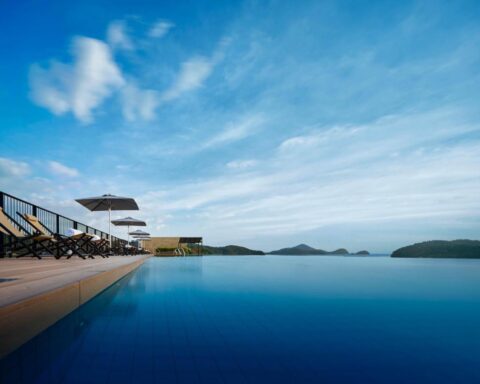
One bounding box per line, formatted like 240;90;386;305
0;192;4;257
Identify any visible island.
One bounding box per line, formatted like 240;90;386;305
391;240;480;259
267;244;368;255
202;245;265;255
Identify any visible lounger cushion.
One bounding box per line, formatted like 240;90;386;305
65;228;84;237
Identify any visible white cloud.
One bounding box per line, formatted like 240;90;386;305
226;159;258;169
0;157;31;177
132;109;480;248
107;20;133;51
121;82;159;121
161;56;214;102
279;126;360;151
29;36;125;123
203;114;263;149
48;161;79;177
155;38;228;107
148;20;173;38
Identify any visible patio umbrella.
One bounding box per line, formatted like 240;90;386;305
111;217;146;245
75;194;139;247
129;229;150;236
130;233;151;250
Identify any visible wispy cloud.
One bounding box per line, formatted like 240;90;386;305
226;159;258;169
161;56;215;102
202;114;263;149
48;161;80;177
0;157;30;177
107;20;134;51
121;82;159;121
133;108;480;248
279;126;360;151
148;20;174;38
29;36;124;123
161;38;229;103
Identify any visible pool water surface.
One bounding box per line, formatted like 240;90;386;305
1;255;479;383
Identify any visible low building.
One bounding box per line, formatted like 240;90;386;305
141;237;203;256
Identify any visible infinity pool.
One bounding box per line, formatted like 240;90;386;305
1;256;480;383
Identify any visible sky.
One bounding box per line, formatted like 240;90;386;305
0;0;479;253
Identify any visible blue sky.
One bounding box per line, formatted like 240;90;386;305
1;0;479;253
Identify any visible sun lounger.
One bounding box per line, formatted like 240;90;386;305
63;228;95;259
89;235;110;258
124;244;136;255
19;213;92;259
0;208;55;259
19;214;95;260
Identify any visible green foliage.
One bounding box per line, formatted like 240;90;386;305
268;244;352;255
202;245;264;255
330;248;349;255
391;240;480;259
355;250;370;255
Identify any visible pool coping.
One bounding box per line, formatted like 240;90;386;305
0;255;149;359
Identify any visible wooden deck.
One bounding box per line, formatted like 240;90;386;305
0;255;149;307
0;255;150;358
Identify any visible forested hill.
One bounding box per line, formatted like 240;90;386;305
391;240;480;259
268;244;369;255
202;245;265;255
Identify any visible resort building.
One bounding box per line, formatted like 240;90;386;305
141;237;203;256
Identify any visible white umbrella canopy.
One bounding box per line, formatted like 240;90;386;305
111;217;147;245
75;194;139;247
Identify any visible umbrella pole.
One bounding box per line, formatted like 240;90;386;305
108;206;112;249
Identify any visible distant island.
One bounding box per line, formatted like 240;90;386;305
355;250;370;255
268;244;369;255
391;240;480;259
202;245;265;255
197;243;370;256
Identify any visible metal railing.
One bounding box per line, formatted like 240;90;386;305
0;191;126;256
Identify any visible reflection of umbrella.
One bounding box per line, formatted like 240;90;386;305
75;194;139;247
129;229;150;236
111;217;146;245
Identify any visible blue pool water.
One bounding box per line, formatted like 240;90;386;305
1;255;480;383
